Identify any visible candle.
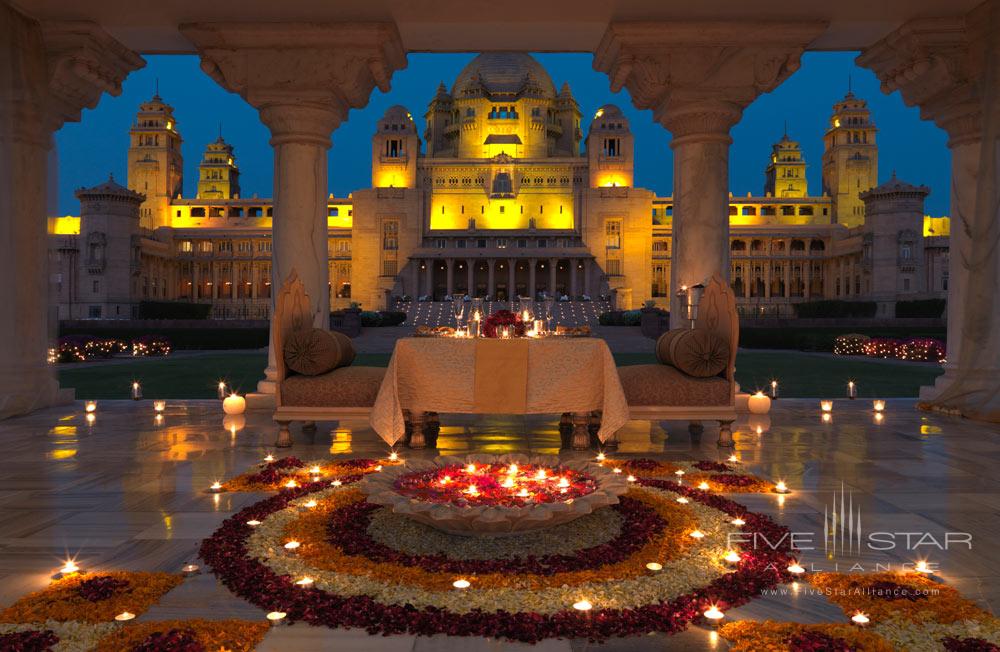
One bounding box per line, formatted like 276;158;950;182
787;561;805;575
626;475;637;483
466;485;479;496
727;454;739;464
209;481;223;493
724;550;741;565
703;605;725;626
182;564;200;576
309;465;321;475
595;452;605;462
674;470;685;477
873;399;886;412
58;560;80;576
611;467;622;475
115;611;136;621
557;477;569;488
698;481;710;491
284;479;297;489
847;380;857;399
388;451;399;461
851;611;870;626
769;379;779;400
502;477;515;489
507;463;518;475
266;611;286;625
517;488;529;498
131;381;142;400
820;400;833;412
689;530;705;539
731;517;745;526
452;579;471;589
223;393;246;415
264;453;275;463
246;520;261;527
774;480;790;494
748;391;771;415
295;577;314;587
535;469;547;481
303;500;317;508
331;480;342;487
676;497;689;504
153;400;166;413
217;381;227;400
283;540;300;550
914;560;933;574
85;400;97;413
572;599;593;611
645;562;663;571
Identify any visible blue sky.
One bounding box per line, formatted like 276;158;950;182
54;52;950;216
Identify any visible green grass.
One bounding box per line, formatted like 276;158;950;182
59;350;943;400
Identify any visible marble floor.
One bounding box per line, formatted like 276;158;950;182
0;399;997;650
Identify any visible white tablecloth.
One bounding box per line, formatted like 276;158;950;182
370;337;629;445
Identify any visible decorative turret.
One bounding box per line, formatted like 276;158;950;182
197;129;240;199
586;104;633;188
127;91;183;230
553;82;582;156
764;130;808;198
424;81;453;156
372;105;419;188
822;90;878;228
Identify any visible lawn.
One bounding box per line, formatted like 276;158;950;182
59;350;944;400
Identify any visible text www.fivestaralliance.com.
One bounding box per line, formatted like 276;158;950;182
760;586;941;598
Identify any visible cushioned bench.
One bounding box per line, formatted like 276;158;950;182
271;270;385;447
618;276;738;447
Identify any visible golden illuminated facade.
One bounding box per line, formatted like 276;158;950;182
48;52;949;321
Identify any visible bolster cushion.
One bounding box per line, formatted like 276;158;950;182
284;328;355;376
655;328;730;378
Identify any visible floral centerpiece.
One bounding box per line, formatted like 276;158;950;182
360;454;628;535
481;310;526;338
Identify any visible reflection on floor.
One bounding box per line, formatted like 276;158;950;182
0;399;996;650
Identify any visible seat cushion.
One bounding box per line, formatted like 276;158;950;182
281;366;385;407
655;328;730;378
618;364;731;407
284;328;355;376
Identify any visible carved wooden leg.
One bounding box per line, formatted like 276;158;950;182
426;412;440;447
409;411;427;449
717;420;735;448
276;421;293;448
688;420;704;439
571;413;590;450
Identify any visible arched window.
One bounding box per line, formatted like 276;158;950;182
731;240;747;251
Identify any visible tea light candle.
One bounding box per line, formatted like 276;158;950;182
557;477;570;488
309;465;321;475
674;470;685;478
217;381;227;400
507;463;518;475
689;530;705;539
676;497;689;504
847;380;857;399
85;400;97;413
223;393;246;415
284;479;298;489
612;467;622;475
502;477;515;489
774;480;790;494
266;611;286;625
851;611;870;626
724;550;741;565
873;399;886;412
264;454;275;463
246;520;261;527
572;599;593;611
645;562;663;572
388;451;399;462
58;560;80;576
517;488;530;498
452;579;471;589
295;577;314;587
465;463;476;474
698;481;710;491
182;564;200;576
727;454;739;464
787;561;805;575
331;480;342;487
595;452;605;462
303;500;317;509
731;517;746;526
131;381;142;400
703;605;725;626
914;560;933;574
748;391;771;415
209;481;223;493
283;540;301;550
820;400;833;412
627;475;637;483
115;611;136;621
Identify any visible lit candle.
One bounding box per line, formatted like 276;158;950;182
246;520;261;527
507;463;518;475
851;611;870;626
724;550;741;565
115;611;136;621
675;470;685;478
698;481;710;491
266;611;286;626
131;380;142;400
284;479;298;489
217;381;227;400
331;480;342;487
85;400;97;413
303;500;317;509
535;469;547;481
847;380;857;399
58;560;80;576
223;393;246;415
689;530;705;539
914;560;933;574
596;452;606;462
774;480;790;494
502;477;515;489
645;562;663;571
295;577;314;587
572;599;593;611
388;451;399;461
703;605;725;626
676;497;689;504
748;391;771;415
283;540;300;550
466;485;479;496
731;517;745;526
182;564;200;576
873;399;885;412
612;467;622;475
452;579;471;589
820;400;833;412
153;400;166;413
309;465;321;475
517;488;530;498
557;477;570;488
787;561;805;575
727;454;739;464
466;463;476;474
264;454;275;463
209;481;223;493
770;379;779;400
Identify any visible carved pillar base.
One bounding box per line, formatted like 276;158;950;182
571;413;590;450
408;411;427;449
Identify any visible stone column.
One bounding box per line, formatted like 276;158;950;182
764;262;772;299
192;263;200;299
548;257;558;296
445;258;454;296
569;260;578;298
804;260;812;299
507;258;516;299
211;262;219;299
783;260;791;298
528;258;537;299
584;259;593;297
183;23;405;401
859;5;1000;421
425;260;434;299
0;13;143;418
487;259;496;298
466;259;474;296
595;21;823;329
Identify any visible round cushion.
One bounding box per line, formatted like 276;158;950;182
283;328;355;376
655;328;729;378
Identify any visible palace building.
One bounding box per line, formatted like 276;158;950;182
48;52;949;322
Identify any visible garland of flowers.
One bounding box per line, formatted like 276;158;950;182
0;573;182;624
481;310;525;338
614;458;776;493
199;464;798;642
222;457;383;492
0;628;59;652
91;619;268;652
719;621;895;652
0;621;119;652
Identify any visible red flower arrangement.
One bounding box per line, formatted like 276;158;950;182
392;463;596;507
0;629;59;652
942;637;1000;652
131;629;204;652
786;629;854;652
481;310;526;338
76;576;129;602
199;462;799;643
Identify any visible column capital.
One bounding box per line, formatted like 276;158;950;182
857;11;990;147
181;22;406;145
594;21;824;140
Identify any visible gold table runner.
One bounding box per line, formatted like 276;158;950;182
473;338;529;413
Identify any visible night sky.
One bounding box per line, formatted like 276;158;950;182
54;52;950;216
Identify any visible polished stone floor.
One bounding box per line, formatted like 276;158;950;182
0;399;996;650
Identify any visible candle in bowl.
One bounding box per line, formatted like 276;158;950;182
851;611;870;626
820;400;833;412
153;400;166;413
266;611;287;626
84;400;97;413
182;563;200;576
774;480;790;494
724;550;741;565
748;391;771;415
873;399;886;412
223;393;246;415
114;611;136;622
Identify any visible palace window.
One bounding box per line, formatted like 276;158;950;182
742;206;756;216
198;241;213;253
605;219;622;249
179;241;192;252
385;139;402;157
191;207;205;217
603;138;620;157
257;241;272;253
382;220;399;250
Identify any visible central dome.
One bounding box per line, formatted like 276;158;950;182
452;52;557;100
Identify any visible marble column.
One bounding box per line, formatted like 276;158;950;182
595;21;822;329
584;259;593;297
466;259;474;296
569;260;578;298
549;257;558;296
183;23;405;402
487;259;496;298
804;260;812;299
528;258;537;299
0;12;143;418
424;261;433;299
445;258;454;296
860;4;1000;421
